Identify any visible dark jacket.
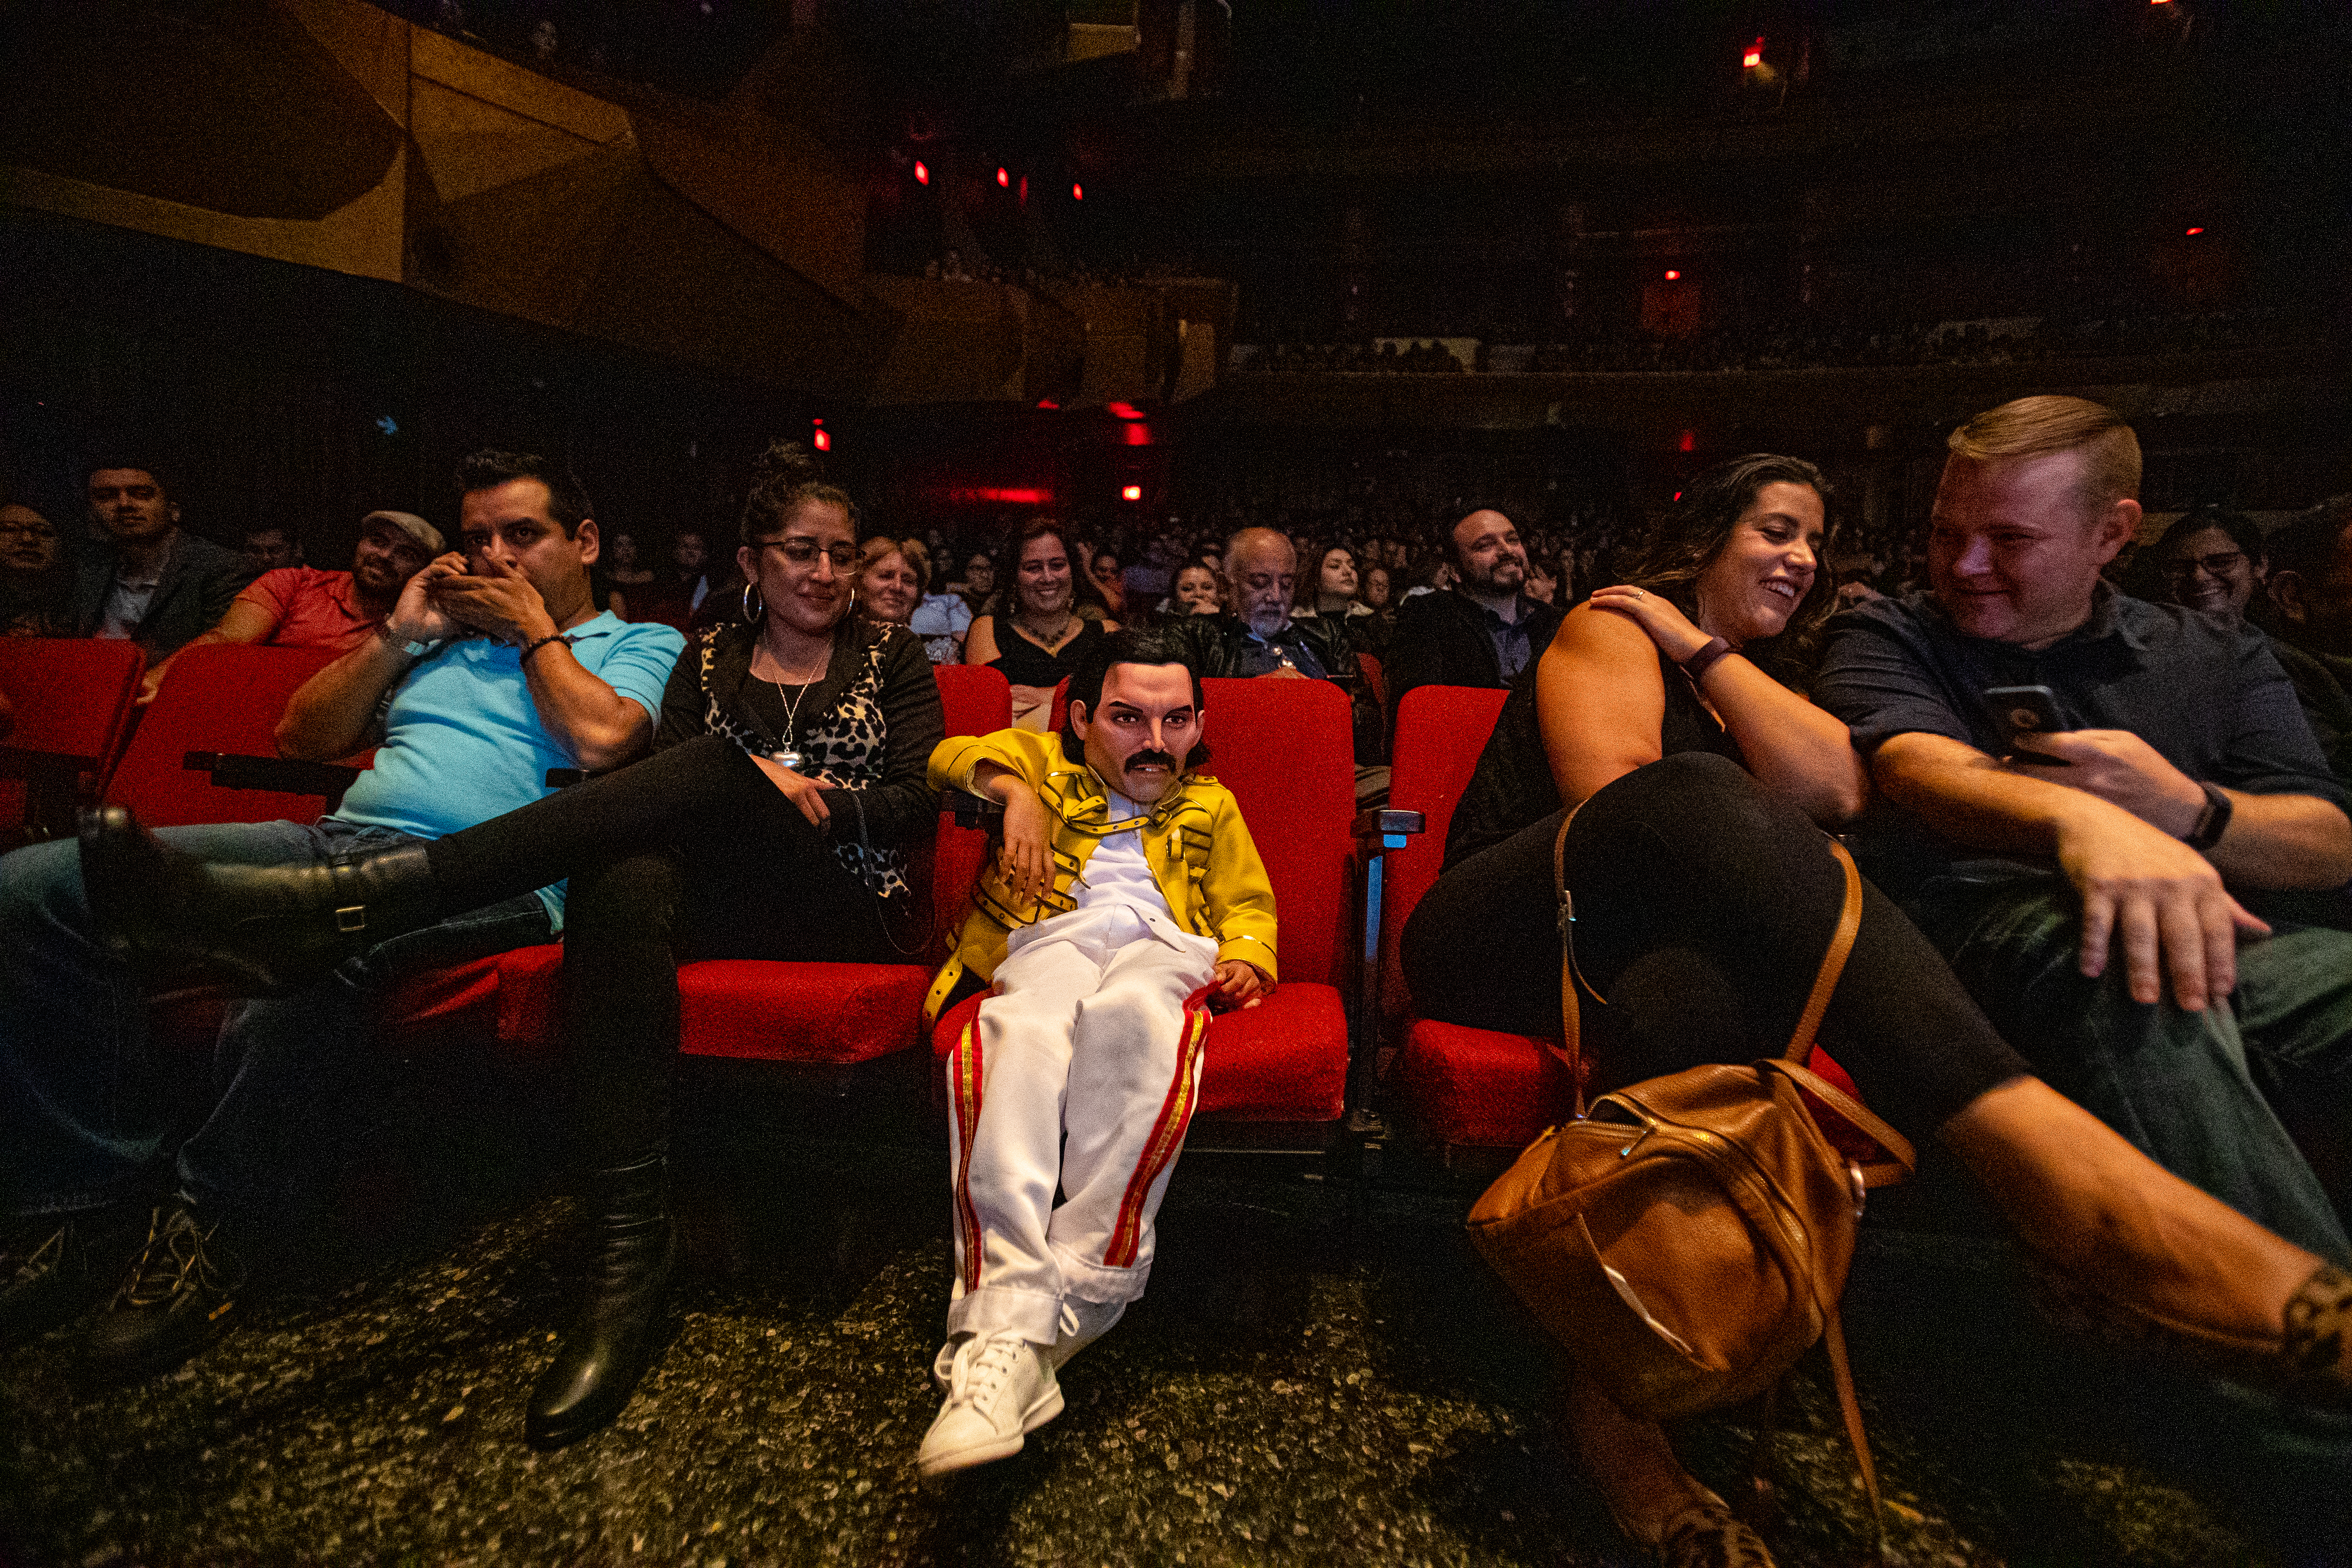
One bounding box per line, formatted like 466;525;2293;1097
1172;612;1384;764
1383;586;1564;728
71;530;258;657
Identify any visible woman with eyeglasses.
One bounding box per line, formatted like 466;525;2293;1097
110;441;945;1444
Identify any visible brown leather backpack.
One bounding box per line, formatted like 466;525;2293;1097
1466;831;1914;1527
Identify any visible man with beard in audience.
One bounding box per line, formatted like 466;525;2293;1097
1170;527;1384;793
136;510;445;703
1382;507;1563;730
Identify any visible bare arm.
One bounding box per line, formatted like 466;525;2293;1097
2004;728;2352;891
426;554;652;772
1872;731;2270;1011
1534;604;1669;808
964;615;1003;668
1583;586;1865;823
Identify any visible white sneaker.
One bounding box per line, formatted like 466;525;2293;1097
916;1330;1062;1477
1045;1297;1126;1371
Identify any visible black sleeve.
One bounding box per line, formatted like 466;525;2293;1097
1382;595;1446;727
652;634;710;752
824;629;944;850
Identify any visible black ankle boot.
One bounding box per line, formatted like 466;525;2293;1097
78;806;440;995
525;1155;674;1448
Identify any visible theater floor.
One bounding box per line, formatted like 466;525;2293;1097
2;1082;2345;1568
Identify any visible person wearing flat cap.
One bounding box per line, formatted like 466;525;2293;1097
137;509;445;703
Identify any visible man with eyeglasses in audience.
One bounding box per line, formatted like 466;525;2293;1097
0;503;70;637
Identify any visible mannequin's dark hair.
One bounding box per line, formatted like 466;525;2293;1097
1060;626;1210;770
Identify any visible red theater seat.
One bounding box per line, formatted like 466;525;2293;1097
107;644;366;827
380;662;1016;1067
1377;686;1860;1159
930;676;1357;1137
0;637;145;844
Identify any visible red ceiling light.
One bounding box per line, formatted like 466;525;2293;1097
997;167;1010;187
813;429;831;451
1678;430;1697;453
1121;485;1143;502
2184;225;2206;236
1071;182;1084;200
1106;402;1145;420
1035;398;1059;410
1742;37;1763;67
1663;269;1682;281
913;161;929;185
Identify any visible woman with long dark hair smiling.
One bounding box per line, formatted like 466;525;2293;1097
1406;455;2352;1566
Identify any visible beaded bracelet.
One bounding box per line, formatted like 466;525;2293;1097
519;632;576;667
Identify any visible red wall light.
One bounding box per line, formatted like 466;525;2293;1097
2184;226;2205;236
997;168;1010;187
1743;38;1763;67
913;161;929;185
813;429;831;451
1071;182;1083;201
1678;430;1697;453
1663;270;1682;281
1121;485;1142;502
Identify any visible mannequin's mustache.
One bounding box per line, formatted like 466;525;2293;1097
1125;750;1178;772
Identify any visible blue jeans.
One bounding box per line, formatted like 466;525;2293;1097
1907;863;2352;1262
0;821;550;1234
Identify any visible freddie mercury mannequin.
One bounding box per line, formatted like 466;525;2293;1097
915;629;1276;1476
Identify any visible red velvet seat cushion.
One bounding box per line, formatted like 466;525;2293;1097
931;981;1348;1125
377;946;934;1066
1396;1017;1863;1152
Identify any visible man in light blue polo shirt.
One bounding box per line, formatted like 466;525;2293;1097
0;449;682;1387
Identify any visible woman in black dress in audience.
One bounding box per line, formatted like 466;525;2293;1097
1405;456;2352;1568
963;517;1118;728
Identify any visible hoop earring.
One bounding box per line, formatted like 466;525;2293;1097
742;581;765;622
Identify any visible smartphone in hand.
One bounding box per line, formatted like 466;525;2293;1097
1985;684;2070;764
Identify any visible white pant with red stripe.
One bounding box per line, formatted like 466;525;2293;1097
944;903;1221;1346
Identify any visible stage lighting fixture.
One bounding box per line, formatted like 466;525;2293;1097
2185;226;2205;235
1743;37;1763;67
998;168;1010;187
914;161;929;184
1072;183;1084;200
1664;270;1681;281
1122;485;1143;502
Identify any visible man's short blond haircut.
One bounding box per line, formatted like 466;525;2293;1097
1947;395;2142;518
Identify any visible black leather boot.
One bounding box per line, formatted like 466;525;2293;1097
78;806;441;995
525;1154;674;1448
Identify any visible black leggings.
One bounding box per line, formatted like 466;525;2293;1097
421;735;903;1158
1400;751;2032;1141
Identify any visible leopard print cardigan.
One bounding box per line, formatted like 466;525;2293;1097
695;624;910;902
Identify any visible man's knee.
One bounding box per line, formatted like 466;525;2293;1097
0;839;91;941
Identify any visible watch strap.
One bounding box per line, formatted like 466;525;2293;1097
2184;780;2234;851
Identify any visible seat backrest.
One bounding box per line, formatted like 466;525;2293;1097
0;637;146;838
107;643;358;826
933;663;1012;738
1380;685;1510;1023
1197;676;1355;987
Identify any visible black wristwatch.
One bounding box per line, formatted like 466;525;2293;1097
2183;781;2234;852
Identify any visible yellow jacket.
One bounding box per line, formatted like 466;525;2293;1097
923;727;1278;1020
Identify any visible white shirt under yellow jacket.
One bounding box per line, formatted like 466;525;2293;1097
923;727;1278;1020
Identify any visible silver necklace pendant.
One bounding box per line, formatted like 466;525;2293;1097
770;747;805;770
